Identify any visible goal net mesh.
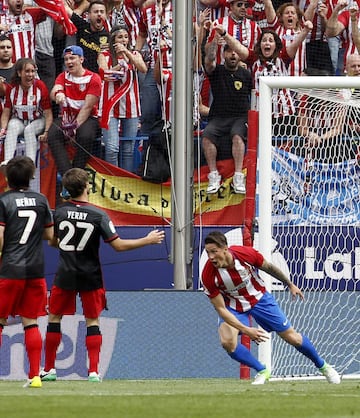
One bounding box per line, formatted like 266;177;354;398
265;85;359;378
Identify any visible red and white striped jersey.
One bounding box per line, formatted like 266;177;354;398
268;17;306;76
337;11;360;69
138;2;172;69
98;51;141;119
104;1;141;49
249;50;295;116
209;0;229;21
202;246;267;313
158;68;172;122
294;0;325;41
55;69;101;119
4;79;51;121
250;1;268;30
0;9;46;62
207;16;261;64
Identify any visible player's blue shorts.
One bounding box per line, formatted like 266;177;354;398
218;291;291;333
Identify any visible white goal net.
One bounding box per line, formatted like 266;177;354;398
258;76;360;379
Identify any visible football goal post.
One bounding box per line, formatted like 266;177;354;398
257;76;360;379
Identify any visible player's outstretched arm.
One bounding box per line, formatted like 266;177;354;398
110;229;165;252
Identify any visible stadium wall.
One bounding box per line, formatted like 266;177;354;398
1;291;242;380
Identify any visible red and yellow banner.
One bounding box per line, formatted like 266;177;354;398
87;156;246;226
0;145;247;226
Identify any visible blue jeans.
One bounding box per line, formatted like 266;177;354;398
139;68;162;136
102;116;139;172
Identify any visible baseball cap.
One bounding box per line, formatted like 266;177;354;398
63;45;84;58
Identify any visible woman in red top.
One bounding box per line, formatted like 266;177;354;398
0;58;53;164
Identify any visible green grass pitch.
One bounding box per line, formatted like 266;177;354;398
0;378;359;418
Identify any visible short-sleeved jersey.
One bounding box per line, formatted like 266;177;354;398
53;200;118;291
0;9;46;62
71;13;110;73
201;245;267;312
0;189;53;279
4;79;51;122
55;69;101;119
207;16;261;65
207;65;252;119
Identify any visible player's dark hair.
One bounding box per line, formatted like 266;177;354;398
62;168;89;198
6;156;35;189
204;231;228;248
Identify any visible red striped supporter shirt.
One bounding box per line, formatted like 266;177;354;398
55;69;101;118
158;68;172;122
207;16;261;64
138;2;172;69
99;51;141;119
202;246;267;312
105;1;141;49
267;17;306;76
249;49;295;116
0;9;46;62
4;79;51;121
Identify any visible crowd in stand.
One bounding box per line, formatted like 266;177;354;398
0;0;358;193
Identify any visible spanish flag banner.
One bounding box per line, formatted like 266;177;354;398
0;145;246;227
86;156;246;226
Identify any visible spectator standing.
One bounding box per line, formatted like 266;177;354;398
325;0;359;71
205;0;262;65
263;0;308;75
0;156;54;388
105;0;143;49
98;25;147;171
0;0;46;62
40;167;164;382
202;26;252;194
201;231;341;385
0;35;14;116
47;46;101;177
234;25;312;135
0;34;14;83
293;0;334;74
0;58;53;164
65;0;110;73
135;0;172;136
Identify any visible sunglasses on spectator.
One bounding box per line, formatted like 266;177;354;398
234;2;250;7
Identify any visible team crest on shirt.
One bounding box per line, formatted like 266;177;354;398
100;36;108;47
79;84;86;91
234;81;242;90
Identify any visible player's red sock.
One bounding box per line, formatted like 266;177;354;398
24;324;42;379
44;322;62;371
86;326;102;374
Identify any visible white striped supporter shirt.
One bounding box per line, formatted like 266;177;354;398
0;8;46;61
4;79;51;121
55;69;102;119
98;51;141;119
207;16;261;64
